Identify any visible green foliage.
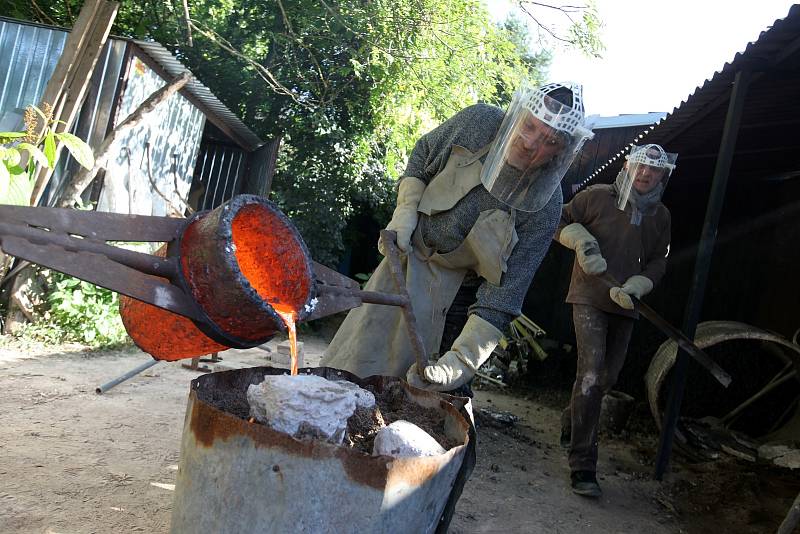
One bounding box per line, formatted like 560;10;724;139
10;0;601;265
0;104;94;206
20;271;128;348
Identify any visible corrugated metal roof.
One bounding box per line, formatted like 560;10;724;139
592;112;667;130
132;39;263;151
0;17;262;152
579;4;800;189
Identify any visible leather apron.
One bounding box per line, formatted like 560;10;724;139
321;144;519;378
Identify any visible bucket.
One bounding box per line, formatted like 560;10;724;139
119;195;316;361
170;367;472;534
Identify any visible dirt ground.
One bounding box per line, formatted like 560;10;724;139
0;334;797;534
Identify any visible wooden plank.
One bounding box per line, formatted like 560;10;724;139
30;1;119;205
38;0;103;118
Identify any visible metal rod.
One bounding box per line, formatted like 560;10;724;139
379;230;429;376
721;369;797;425
777;490;800;534
654;69;752;480
315;284;409;307
475;371;507;387
0;221;177;278
767;394;800;435
599;274;731;386
96;359;159;394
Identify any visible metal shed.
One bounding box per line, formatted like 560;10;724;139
0;16;278;215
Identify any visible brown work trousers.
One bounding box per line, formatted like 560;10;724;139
561;304;634;473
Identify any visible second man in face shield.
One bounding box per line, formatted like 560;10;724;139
556;143;677;497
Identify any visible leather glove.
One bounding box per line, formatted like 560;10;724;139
609;275;653;310
406;314;502;392
558;223;607;275
379;176;426;254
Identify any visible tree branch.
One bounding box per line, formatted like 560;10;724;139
56;71;192;208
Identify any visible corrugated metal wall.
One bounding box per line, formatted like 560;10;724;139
45;39;127;206
97;54;205;216
0;18;67;132
0;17;127;207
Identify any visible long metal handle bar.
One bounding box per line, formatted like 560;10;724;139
0;221;177;278
316;284;409;307
599;274;731;387
379;230;429;376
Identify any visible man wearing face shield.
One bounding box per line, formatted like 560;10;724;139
556;144;676;497
322;82;595;393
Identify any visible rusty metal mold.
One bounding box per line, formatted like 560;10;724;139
170;367;471;534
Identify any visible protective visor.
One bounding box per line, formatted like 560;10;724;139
481;85;594;212
616;144;678;211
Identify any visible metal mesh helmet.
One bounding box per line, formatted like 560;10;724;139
480;81;595;212
615;144;679;213
520;82;588;138
625;143;677;175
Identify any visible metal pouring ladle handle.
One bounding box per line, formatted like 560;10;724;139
597;272;731;387
379;229;428;378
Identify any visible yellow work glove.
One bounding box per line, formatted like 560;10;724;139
379;176;426;254
609;275;654;310
406;315;502;392
558;223;607;275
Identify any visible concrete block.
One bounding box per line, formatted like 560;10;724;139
272;341;305;368
277;341;304;354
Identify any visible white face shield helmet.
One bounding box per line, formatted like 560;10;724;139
615;144;678;211
480;82;595;212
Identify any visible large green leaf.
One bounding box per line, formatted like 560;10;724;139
43;133;56;168
17;142;50;169
5;172;34;206
56;132;94;169
0;132;26;144
0;162;10;200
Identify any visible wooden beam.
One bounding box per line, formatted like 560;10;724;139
30;0;119;206
37;0;103;119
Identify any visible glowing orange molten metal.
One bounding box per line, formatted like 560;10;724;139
120;198;313;362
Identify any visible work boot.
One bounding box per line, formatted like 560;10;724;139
570;470;602;498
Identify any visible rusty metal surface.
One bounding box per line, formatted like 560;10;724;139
645;320;800;434
0;203;185;242
1;235;204;322
177;195;316;347
304;261;363;321
170;367;469;534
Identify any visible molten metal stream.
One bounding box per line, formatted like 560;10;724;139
274;309;299;375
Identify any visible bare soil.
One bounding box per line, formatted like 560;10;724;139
0;335;796;533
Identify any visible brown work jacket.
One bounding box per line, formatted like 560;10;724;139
556;184;671;318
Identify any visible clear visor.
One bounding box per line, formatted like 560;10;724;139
481;91;594;212
615;147;678;210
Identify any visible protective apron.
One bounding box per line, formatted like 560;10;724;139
322;144;519;378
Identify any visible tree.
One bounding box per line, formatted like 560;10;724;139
10;0;601;266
